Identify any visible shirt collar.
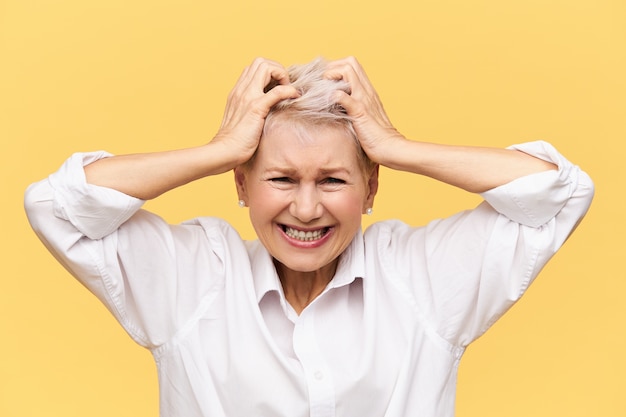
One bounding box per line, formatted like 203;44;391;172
248;228;366;304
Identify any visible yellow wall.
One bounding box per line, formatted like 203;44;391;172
1;0;624;416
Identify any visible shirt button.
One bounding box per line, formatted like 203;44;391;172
314;370;324;380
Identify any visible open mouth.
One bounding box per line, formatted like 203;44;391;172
281;225;331;242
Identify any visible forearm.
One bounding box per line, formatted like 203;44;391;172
84;140;242;200
324;59;556;192
378;138;557;193
84;58;300;201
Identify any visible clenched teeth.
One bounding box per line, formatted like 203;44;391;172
283;226;328;241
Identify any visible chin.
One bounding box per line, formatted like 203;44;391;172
273;256;338;275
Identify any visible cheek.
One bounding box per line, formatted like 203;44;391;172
327;192;367;218
247;186;286;221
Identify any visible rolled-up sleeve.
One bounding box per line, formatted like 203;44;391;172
46;152;145;239
481;140;590;229
374;141;594;347
24;152;225;349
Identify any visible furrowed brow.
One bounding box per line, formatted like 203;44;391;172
264;167;298;176
319;167;351;176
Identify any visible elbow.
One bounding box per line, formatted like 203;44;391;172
580;169;595;201
24;180;54;235
575;169;595;217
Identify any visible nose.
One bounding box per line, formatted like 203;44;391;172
289;183;323;223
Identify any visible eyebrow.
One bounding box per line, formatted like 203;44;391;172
319;167;352;176
263;167;297;176
263;167;353;176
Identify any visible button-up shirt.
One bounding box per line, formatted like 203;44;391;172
24;141;594;417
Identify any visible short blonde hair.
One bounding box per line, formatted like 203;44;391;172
261;57;375;174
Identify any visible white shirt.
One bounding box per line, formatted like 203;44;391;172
25;141;594;417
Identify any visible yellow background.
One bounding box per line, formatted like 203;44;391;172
1;0;624;416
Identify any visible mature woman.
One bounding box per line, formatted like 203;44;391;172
25;57;593;417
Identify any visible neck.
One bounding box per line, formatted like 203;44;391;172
274;259;338;315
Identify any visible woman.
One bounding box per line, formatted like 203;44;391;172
25;57;594;417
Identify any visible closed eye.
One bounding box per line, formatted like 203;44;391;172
269;177;294;183
322;177;346;185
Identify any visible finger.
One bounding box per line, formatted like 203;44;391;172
323;58;351;80
326;57;377;96
259;84;300;109
229;58;285;100
261;67;292;94
332;90;364;119
259;57;292;86
245;58;291;92
323;64;358;97
222;61;265;126
325;65;370;100
226;59;288;108
324;57;366;80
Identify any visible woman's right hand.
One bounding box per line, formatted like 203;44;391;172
84;59;298;200
213;58;300;165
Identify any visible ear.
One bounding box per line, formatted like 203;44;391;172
363;164;379;213
234;166;248;202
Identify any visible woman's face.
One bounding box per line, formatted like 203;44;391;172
236;121;378;275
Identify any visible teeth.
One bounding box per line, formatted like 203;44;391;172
284;226;326;241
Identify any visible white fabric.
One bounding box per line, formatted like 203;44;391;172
24;141;594;417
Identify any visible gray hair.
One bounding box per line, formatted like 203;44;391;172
265;58;352;126
261;58;375;174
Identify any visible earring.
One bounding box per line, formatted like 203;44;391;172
365;207;373;216
238;200;246;208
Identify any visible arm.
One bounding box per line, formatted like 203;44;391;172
85;58;299;200
24;157;233;347
364;140;556;194
24;58;300;346
83;142;239;200
377;140;593;346
325;57;556;193
328;58;593;346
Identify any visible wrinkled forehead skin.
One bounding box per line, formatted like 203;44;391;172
256;112;375;177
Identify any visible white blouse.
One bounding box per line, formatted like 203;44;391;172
24;141;594;417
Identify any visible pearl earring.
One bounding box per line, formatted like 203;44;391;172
365;208;373;216
238;200;246;208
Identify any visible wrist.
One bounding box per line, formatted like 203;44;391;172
367;133;410;168
211;132;259;167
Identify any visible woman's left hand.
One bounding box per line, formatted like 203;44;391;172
324;57;405;165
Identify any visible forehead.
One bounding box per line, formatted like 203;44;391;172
264;115;355;145
255;121;360;168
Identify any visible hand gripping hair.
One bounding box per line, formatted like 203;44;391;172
262;58;375;174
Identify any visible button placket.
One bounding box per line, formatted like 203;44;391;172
293;306;336;417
